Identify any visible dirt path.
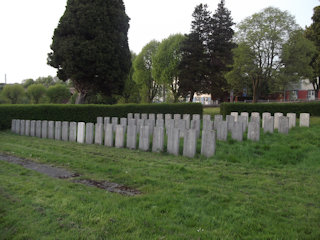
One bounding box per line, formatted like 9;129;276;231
0;153;141;196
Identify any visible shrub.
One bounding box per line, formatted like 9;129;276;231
220;102;320;117
0;103;202;130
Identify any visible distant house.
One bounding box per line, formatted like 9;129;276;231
284;79;319;101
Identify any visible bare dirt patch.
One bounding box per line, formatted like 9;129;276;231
0;153;141;196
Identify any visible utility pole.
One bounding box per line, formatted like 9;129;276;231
5;74;7;84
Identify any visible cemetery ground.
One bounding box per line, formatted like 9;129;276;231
0;113;320;239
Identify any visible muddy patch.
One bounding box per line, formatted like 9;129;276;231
0;153;141;196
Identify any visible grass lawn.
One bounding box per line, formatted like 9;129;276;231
0;115;320;239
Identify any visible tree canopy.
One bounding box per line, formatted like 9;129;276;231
48;0;131;104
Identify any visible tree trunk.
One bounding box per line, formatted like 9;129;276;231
189;91;194;103
75;92;87;104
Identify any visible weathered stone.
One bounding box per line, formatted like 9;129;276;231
141;113;148;120
104;117;110;125
104;124;114;147
262;112;271;128
240;112;249;120
139;126;150;151
30;120;36;137
97;117;103;124
165;119;174;135
152;126;164;152
175;119;186;137
217;121;228;141
55;121;62;140
115;125;125;148
286;113;296;129
190;119;200;138
156;113;163;120
299;113;310;127
85;123;94;144
156;119;164;128
120;118;127;132
183;129;197;158
203;119;213;132
126;125;137;149
48;121;55;139
165;114;172;128
36;120;42;138
41;120;48;139
274;112;283;129
15;119;21;134
128;118;136;126
251;112;260;118
77;122;85;144
231;122;243;141
145;119;155;136
192;114;200;121
25;120;31;136
226;115;235;132
237;116;248;133
247;122;260;141
201;130;216;158
20;120;25;135
111;117;118;132
278;116;289;134
174;114;181;121
61;121;69;141
167;128;180;156
134;113;140;121
183;114;191;129
149;113;155;121
137;119;145;134
69;122;77;142
250;116;260;125
231;112;238;122
263;116;274;134
203;114;211;122
11;119;16;133
94;123;103;145
213;115;223;130
127;113;133;119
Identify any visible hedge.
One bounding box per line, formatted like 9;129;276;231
0;103;203;130
220;102;320;117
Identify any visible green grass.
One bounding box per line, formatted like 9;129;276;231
0;117;320;239
203;107;221;118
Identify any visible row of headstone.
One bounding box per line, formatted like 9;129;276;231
11;119;216;159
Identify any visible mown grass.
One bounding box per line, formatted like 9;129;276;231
0;116;320;239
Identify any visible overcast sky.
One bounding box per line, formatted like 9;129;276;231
0;0;318;84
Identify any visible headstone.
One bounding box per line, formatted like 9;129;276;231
127;113;133;119
165;119;174;135
226;115;235;132
250;116;260;126
69;122;77;142
41;120;48;138
25;120;31;136
36;120;42;138
174;114;181;121
190;119;200;138
262;112;271;128
128;118;136;126
30;120;36;137
11;119;16;133
167;128;180;156
120;118;127;132
156;119;164;128
137;119;145;134
48;121;55;139
251;112;260;118
263;116;274;134
278;116;289;134
111;117;118;131
20;120;25;135
299;113;310;127
55;121;62;140
247;122;260;141
94;123;103;145
61;121;69;141
139;126;150;151
213;115;223;130
203;114;211;122
201;130;216;158
176;119;186;137
126;125;137;149
77;122;85;144
156;113;163;120
134;113;140;121
149;113;155;121
165;114;172;128
15;119;21;134
115;125;125;148
85;123;94;144
237;116;248;133
203;120;213;131
231;122;243;141
145;119;155;136
97;117;103;124
104;124;114;147
274;112;283;129
183;129;197;158
286;113;296;129
231;112;238;122
141;113;148;120
104;117;110;125
217;121;228;141
240;112;249;122
152;126;164;152
192;114;200;121
183;114;191;129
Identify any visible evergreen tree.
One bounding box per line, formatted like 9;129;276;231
207;0;235;101
48;0;131;104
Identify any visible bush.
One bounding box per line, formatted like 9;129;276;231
0;103;203;130
220;102;320;117
47;84;70;103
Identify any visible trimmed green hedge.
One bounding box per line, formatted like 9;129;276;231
220;102;320;117
0;103;203;130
